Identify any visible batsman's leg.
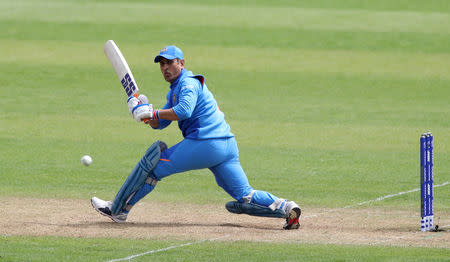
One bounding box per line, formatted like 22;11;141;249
211;162;301;229
91;141;167;222
210;138;301;229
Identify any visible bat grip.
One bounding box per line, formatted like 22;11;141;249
133;94;151;123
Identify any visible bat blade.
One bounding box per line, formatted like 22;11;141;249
104;40;151;123
104;40;139;97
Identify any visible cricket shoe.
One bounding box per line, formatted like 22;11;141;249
91;197;127;223
283;201;301;230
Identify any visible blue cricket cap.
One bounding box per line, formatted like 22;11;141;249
154;46;184;63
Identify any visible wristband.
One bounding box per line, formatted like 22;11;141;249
153;109;160;120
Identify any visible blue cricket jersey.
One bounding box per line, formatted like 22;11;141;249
154;69;234;139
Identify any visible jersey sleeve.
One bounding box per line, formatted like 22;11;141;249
172;79;200;121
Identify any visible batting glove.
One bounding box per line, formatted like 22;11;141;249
127;96;153;122
137;94;148;104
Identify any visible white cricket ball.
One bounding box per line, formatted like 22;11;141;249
81;155;93;166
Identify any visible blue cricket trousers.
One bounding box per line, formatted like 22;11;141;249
127;137;280;208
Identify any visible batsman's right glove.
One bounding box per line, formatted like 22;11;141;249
127;95;153;122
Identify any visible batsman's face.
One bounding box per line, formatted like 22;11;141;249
159;58;184;83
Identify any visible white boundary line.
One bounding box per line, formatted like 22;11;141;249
343;181;449;209
303;181;449;218
106;235;228;262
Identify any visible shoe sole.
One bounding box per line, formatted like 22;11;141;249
283;207;301;230
90;199;125;223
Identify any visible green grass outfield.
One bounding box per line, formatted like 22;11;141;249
1;0;449;261
1;236;449;262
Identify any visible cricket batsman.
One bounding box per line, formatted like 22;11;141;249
91;45;301;229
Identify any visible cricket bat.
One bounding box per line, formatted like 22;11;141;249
104;40;150;122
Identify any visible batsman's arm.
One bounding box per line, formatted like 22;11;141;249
147;83;196;128
156;108;179;121
147;108;179;128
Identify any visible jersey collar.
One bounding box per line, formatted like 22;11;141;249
170;68;187;89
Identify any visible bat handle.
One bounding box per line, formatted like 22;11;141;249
133;94;151;123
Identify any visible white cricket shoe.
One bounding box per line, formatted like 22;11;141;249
91;197;127;223
283;201;301;230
